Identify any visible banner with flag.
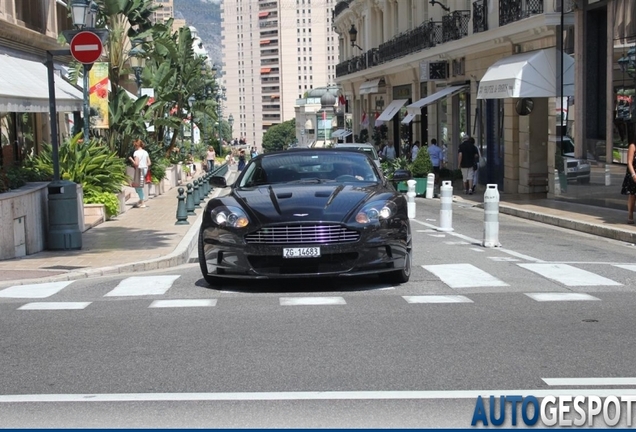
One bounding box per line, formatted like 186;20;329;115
338;95;346;106
360;111;369;128
374;111;384;127
89;62;109;129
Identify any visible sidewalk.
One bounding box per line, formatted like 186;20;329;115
1;174;634;288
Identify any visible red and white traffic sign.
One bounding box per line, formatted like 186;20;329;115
70;31;103;64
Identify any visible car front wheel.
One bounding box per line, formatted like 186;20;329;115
379;244;411;284
198;231;222;287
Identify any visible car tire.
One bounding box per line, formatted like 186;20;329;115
379;244;411;284
198;230;221;287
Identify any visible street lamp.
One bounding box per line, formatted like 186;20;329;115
129;39;146;97
188;95;196;145
348;24;362;50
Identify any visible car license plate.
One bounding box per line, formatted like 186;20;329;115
567;168;575;173
283;247;321;258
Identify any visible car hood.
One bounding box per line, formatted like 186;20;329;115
233;183;381;223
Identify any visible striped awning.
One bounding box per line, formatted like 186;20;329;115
258;11;270;18
260;68;271;74
260;40;270;45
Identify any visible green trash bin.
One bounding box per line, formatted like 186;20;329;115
47;180;82;250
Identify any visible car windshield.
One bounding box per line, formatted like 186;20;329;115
239;151;379;187
336;145;378;160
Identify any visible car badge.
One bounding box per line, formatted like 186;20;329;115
293;213;309;217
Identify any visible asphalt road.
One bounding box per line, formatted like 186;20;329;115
1;198;636;427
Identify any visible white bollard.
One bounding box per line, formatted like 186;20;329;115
407;179;416;219
437;180;453;232
425;173;435;199
482;184;501;248
605;164;611;186
554;169;561;195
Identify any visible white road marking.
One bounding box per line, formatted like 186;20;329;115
0;281;73;299
422;264;508;288
416;229;437;233
488;257;520;262
3;389;636;403
104;276;181;297
518;263;621;286
427;234;446;238
149;299;217;308
411;219;544;262
543;378;636;386
18;302;91;310
444;241;470;245
280;297;346;306
525;293;600;302
614;264;636;273
469;248;484;253
403;295;473;304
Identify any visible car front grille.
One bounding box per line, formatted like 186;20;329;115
566;161;578;168
244;224;360;244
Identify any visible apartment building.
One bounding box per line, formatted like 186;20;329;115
150;0;174;24
0;0;82;168
221;0;338;148
334;0;635;203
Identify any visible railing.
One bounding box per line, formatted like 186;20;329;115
333;0;354;20
261;59;279;66
473;0;488;33
442;11;470;43
500;0;544;26
259;20;278;29
259;1;277;10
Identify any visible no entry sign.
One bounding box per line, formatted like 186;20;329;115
70;31;103;64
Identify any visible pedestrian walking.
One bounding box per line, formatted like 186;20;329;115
382;141;396;161
621;125;636;224
470;137;482;193
206;146;216;172
237;149;246;171
427;138;444;187
458;135;479;195
129;138;151;208
411;141;420;162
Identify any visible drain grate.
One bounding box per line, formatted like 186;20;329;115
40;265;88;271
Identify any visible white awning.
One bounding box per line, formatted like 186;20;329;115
359;79;383;95
331;129;353;139
477;48;575;99
407;85;468;113
377;99;408;122
401;113;417;124
0;54;83;112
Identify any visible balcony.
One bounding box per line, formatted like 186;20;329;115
259;20;278;29
333;0;354;20
261;58;279;66
261;77;280;84
473;0;488;34
261;49;279;57
499;0;544;26
442;11;470;43
259;1;277;11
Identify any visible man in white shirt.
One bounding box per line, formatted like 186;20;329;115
411;141;420;162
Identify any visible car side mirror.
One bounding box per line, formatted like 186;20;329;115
210;175;227;188
392;169;412;182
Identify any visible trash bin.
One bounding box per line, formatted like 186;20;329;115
47;180;82;250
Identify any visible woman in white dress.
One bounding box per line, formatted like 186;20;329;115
129;139;151;208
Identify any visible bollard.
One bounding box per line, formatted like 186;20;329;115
605;164;611;186
482;184;501;247
437;180;453;232
175;187;189;225
554;169;561;195
203;173;210;196
193;179;201;208
425;173;435;199
407;179;416;219
185;183;195;215
199;175;208;199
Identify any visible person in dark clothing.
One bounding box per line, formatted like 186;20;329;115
458;136;479;194
237;149;246;171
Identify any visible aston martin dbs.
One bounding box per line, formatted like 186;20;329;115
198;149;412;286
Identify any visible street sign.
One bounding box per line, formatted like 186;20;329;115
70;31;103;64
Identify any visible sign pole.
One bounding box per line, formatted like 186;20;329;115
83;64;90;142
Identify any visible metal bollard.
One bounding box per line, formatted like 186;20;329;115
185;183;195;215
193;179;201;208
200;174;208;198
605;164;611;186
175;187;189;225
554;169;561;195
425;173;435;199
437;180;453;232
204;173;211;196
407;179;416;219
482;184;501;248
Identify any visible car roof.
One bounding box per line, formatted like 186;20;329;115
334;143;374;148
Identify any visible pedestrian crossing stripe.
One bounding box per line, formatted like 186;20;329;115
518;263;621;287
104;275;181;297
280;297;346;306
18;302;91;310
525;293;600;302
0;281;74;299
613;264;636;273
149;299;216;308
403;295;473;304
421;264;509;288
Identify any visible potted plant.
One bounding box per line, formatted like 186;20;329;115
409;147;433;195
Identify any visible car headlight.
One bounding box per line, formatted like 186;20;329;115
210;205;250;228
355;201;396;224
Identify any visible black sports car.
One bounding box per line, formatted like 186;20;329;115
198;148;412;286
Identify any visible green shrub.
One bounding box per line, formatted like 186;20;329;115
0;166;52;194
26;134;128;194
410;147;433;178
84;190;120;219
381;156;411;179
150;158;168;183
